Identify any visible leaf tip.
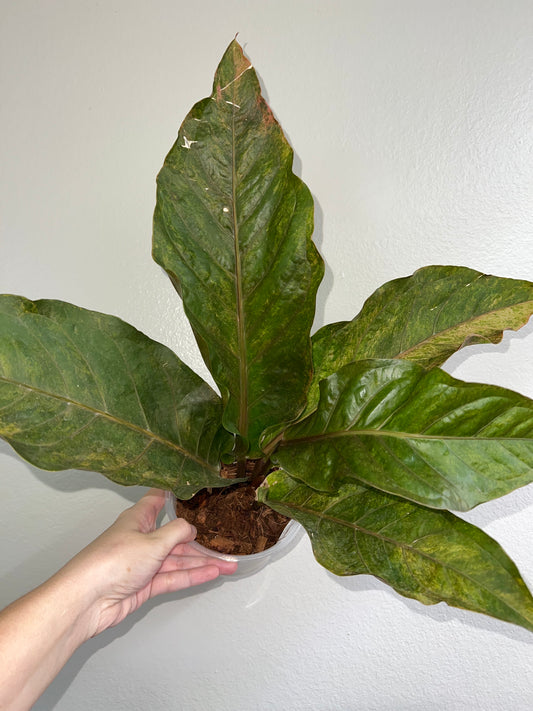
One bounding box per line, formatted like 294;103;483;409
214;38;253;97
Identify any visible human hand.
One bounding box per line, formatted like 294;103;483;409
62;488;237;637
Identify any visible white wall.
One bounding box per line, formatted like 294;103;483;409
1;1;533;709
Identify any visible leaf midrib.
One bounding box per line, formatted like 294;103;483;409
397;299;533;359
0;374;218;471
319;278;533;366
281;428;533;446
230;87;248;439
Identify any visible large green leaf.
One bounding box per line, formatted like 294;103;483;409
153;40;324;455
259;470;533;632
307;266;533;413
273;358;533;511
0;296;234;498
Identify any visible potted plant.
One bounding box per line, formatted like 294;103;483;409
1;39;533;630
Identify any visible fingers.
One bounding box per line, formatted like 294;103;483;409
167;541;210;557
149;561;237;598
158;553;238;576
148;530;238;598
149;566;219;596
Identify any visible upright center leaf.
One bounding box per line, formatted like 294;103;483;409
153;40;324;455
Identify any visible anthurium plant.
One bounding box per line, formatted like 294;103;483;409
2;40;533;632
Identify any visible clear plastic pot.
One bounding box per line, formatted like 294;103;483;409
164;491;303;580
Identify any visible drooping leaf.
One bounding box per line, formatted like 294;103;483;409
259;470;533;632
307;266;533;413
273;358;533;511
153;40;324;455
0;296;235;498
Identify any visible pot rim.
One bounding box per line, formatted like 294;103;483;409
164;490;302;563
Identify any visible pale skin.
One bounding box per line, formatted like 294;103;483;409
0;488;237;711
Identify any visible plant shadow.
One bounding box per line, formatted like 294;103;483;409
443;316;533;370
0;438;140;502
328;570;533;645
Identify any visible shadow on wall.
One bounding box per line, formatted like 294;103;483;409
309;195;334;333
0;438;141;499
254;63;333;334
328;569;533;645
444;316;533;369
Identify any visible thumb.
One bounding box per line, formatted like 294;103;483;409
151;517;197;550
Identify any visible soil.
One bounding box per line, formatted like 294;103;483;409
173;460;290;555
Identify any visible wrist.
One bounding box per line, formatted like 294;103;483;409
47;550;110;642
0;568;101;711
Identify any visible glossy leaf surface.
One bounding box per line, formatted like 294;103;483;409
307;266;533;413
153;40;324;454
259;470;533;632
274;359;533;511
0;296;233;498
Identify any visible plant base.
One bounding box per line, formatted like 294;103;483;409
173;479;290;555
